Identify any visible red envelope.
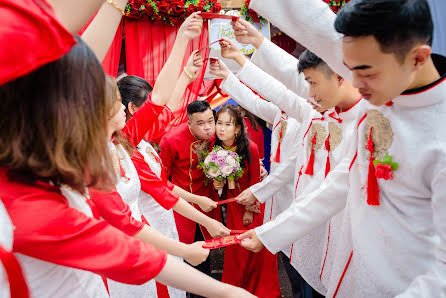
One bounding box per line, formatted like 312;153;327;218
202;235;242;249
199;12;239;21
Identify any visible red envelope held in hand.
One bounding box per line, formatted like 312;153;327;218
202;235;242;249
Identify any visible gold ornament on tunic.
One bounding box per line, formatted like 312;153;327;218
276;119;288;143
192;141;210;164
364;109;393;160
308;123;327;153
328;122;342;151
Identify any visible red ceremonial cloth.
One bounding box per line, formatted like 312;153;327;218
125;19;210;132
0;0;76;86
214;141;281;298
0;244;29;298
0;168;167;285
159;123;221;244
102;20;124;77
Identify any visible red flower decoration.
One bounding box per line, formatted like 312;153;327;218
375;163;393;180
125;0;222;25
322;0;352;14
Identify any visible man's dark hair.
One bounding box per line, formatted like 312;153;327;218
187;100;211;118
334;0;433;62
298;50;334;78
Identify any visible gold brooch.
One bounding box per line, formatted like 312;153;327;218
308;123;327;153
328;122;342;151
365;110;393;160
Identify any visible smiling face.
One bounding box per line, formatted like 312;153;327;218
108;90;127;135
215;111;240;144
342;36;417;106
188;108;215;140
304;68;343;112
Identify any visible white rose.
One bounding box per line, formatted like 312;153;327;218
217;150;229;157
225;156;236;167
222;166;233;176
204;155;212;164
208;168;220;178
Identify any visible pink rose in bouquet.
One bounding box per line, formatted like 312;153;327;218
199;145;244;196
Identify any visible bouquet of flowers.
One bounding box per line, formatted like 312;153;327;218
199;145;244;196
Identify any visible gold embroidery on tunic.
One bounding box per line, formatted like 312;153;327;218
276;119;287;142
146;146;159;164
328;122;342;151
192;141;210;164
308;123;327;153
365;109;393;160
245;200;261;213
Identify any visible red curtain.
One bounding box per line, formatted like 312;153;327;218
78;15;123;78
102;20;123;77
125;19;209;131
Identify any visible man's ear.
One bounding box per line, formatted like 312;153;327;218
337;74;344;86
128;102;138;116
411;45;431;72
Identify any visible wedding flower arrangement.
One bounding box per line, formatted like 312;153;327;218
323;0;351;14
125;0;222;25
199;145;244;195
240;0;266;24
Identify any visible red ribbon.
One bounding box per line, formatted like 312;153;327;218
230;230;248;234
199;12;239;21
216;197;237;205
305;131;317;175
0;245;29;298
366;126;380;205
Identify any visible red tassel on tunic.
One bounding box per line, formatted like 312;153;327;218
325;134;331;177
366;126;380;205
274;128;283;163
305;132;317;175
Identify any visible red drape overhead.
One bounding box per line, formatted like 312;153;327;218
78;14;123;78
125;19;209;133
102;19;123;78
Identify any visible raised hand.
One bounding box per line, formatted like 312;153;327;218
185;50;204;82
231;18;264;48
237;229;264;252
205;219;231;238
184;241;210;266
236;188;257;205
209;58;231;79
197;196;218;212
219;38;243;61
179;12;204;41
